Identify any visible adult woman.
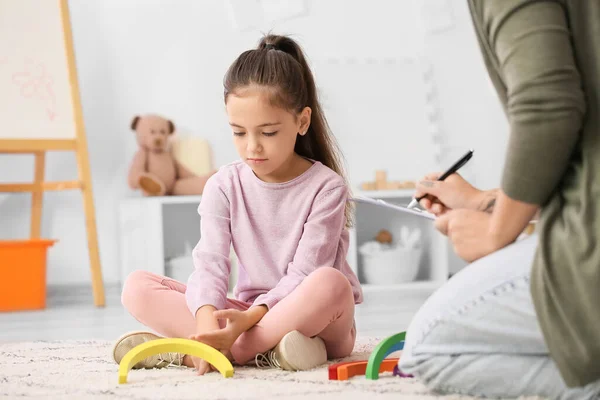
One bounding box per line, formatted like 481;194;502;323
399;1;600;399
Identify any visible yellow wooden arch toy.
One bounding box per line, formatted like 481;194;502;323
118;338;234;383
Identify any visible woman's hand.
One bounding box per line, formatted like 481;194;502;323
434;209;501;262
435;190;539;262
414;172;482;216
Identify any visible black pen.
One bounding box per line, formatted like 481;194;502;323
406;149;474;209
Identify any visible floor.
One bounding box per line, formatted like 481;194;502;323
0;284;431;343
3;337;440;400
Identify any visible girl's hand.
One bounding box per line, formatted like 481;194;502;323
191;309;255;352
414;172;482;216
189;304;222;375
189;306;266;374
187;338;234;375
186;350;217;375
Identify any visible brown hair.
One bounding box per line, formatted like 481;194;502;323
223;34;353;226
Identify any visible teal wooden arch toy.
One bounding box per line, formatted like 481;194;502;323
365;331;405;380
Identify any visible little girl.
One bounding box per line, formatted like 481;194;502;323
113;34;363;374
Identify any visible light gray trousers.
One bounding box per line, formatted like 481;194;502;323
399;234;600;400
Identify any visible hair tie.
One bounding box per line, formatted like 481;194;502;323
264;43;277;51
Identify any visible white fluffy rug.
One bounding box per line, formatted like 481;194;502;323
1;338;544;399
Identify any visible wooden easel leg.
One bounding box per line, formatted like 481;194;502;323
75;149;105;307
83;188;105;307
31;152;46;238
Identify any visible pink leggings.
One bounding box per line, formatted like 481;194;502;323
121;267;357;365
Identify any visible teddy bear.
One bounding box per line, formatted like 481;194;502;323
127;114;215;196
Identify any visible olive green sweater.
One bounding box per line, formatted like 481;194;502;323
468;0;600;387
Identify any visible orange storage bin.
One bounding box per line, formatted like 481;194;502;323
0;239;56;312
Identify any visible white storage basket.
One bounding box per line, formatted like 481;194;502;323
360;245;423;285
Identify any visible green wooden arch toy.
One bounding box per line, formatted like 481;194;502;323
118;338;234;383
365;331;406;380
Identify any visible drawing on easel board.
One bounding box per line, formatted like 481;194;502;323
0;0;105;308
8;58;59;123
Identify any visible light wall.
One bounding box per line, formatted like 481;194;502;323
0;0;508;285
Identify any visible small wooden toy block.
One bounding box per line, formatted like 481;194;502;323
393;364;414;378
524;222;536;235
361;170;415;191
365;331;406;380
375;229;393;244
117;338;234;383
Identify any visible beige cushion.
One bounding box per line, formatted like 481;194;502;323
171;135;212;176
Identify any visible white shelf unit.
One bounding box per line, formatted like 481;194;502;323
348;189;449;292
119;194;241;292
118;190;449;295
118;195;203;285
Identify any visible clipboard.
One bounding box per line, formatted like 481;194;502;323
349;196;436;220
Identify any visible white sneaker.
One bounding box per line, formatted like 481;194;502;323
255;330;327;371
112;331;184;369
